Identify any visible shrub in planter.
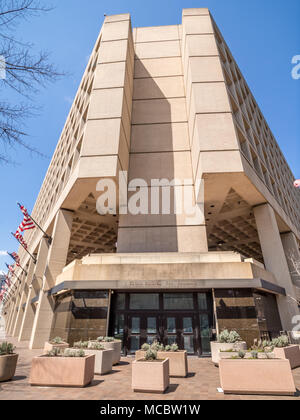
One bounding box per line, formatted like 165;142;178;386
271;335;300;369
0;342;18;382
73;341;89;349
219;358;296;395
77;342;113;375
43;336;69;354
210;330;247;365
135;342;188;377
132;349;169;393
30;348;95;387
92;337;121;365
219;349;275;360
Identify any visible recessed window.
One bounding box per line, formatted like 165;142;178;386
129;294;159;310
115;293;125;310
163;293;194;310
198;293;208;310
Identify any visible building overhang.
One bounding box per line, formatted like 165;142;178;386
48;278;286;297
51;252;286;297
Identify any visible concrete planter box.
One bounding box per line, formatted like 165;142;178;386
135;350;146;360
43;341;69;354
219;351;275;360
219;359;296;396
210;341;247;365
83;349;113;375
30;354;95;387
273;345;300;369
0;354;19;382
90;341;121;365
135;350;188;377
132;358;169;393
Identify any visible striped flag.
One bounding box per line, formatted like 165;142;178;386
17;204;36;232
5;263;15;275
13;230;28;249
294;180;300;188
4;275;11;287
8;252;20;267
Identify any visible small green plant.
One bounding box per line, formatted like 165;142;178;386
103;337;114;342
63;349;85;358
150;341;164;351
88;342;105;350
141;343;150;351
47;347;61;357
0;342;15;355
97;336;104;342
145;349;157;361
251;350;258;359
218;330;242;344
164;343;179;352
271;335;289;348
51;337;64;344
73;341;89;349
251;338;273;352
238;350;246;359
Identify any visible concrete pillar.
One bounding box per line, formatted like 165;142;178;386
0;308;6;340
254;204;299;330
29;209;73;349
8;271;24;336
6;294;17;334
12;259;35;338
18;238;49;341
281;231;300;303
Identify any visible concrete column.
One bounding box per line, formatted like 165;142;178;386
18;238;49;341
0;308;6;340
281;231;300;303
29;209;73;349
12;259;35;338
8;271;24;336
254;203;299;330
6;294;17;334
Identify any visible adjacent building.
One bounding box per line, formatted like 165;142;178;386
2;9;300;356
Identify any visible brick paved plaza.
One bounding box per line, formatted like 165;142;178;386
0;337;299;400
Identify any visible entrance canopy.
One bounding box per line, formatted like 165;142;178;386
49;252;286;296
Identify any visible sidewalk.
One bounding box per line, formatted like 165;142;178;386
0;336;299;400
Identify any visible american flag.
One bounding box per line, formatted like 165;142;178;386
5;263;15;275
8;252;20;267
17;204;36;232
13;230;28;249
4;275;11;287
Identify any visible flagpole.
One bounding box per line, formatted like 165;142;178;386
17;203;52;244
5;267;21;290
8;253;27;275
11;232;37;264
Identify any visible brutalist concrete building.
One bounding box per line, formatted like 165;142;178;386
3;9;300;356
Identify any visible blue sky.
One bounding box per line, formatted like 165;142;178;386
0;0;299;272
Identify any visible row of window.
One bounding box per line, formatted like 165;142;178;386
115;292;208;311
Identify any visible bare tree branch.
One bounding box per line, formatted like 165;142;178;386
0;0;63;163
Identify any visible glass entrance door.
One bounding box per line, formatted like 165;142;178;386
163;314;196;354
112;292;214;356
128;314;160;353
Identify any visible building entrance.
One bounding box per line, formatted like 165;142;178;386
111;292;214;356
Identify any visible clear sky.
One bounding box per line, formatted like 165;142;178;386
0;0;299;273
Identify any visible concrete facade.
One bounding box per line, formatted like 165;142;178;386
2;9;300;353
